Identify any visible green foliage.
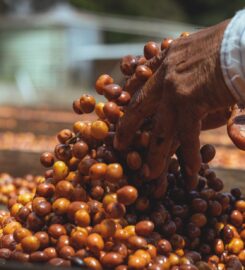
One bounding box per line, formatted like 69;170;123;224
69;0;245;26
69;0;187;21
69;0;245;42
176;0;245;25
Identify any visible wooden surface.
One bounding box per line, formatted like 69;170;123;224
0;150;45;176
201;127;245;170
213;168;245;193
0;106;96;135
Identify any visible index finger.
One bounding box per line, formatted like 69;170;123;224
114;66;165;150
177;117;202;190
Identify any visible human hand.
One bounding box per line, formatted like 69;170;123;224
114;20;236;190
227;104;245;150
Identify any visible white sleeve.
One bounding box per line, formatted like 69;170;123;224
220;9;245;103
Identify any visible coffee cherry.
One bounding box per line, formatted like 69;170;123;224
48;224;67;239
94;218;117;238
40;152;54;168
10;203;23;217
95;74;114;95
55;180;74;198
128;254;147;269
90;186;104;200
74;210;91;227
105;163;123;183
231;188;242;199
238;250;245;265
228;238;244;254
214;239;224;255
52;198;71;215
35;231;50;249
21;236;40;253
73;98;83;114
57;129;73;144
78;157;97;175
103;84;122;100
73;120;87;134
161;38;173;50
128;235;148;250
14;228;32;242
116;91;131;106
120;55;137;75
91;120;109;140
208;201;222;217
106;202;126;219
80;94;96;113
72;141;89;159
71;229;88;248
101;252;124;268
30;251;49;263
59;246;75;259
117;186;138;205
32;200;52;217
36;183;55;198
230;210;243;227
87;233;104;253
67;201;89;221
3;221;22;235
103;102;121;123
53;161;69;181
190;213;207;228
54;144;72;161
207;177;224;192
200;144;216;163
95;102;105;119
89;163;107;181
135;220;154;236
235;200;245;212
26;212;45;231
144;41;160;59
135;65;152;80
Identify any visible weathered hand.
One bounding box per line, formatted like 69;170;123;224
114;20;236;190
227;104;245;150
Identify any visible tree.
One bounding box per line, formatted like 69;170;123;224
70;0;245;26
176;0;245;26
70;0;187;22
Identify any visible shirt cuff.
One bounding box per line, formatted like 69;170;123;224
220;9;245;104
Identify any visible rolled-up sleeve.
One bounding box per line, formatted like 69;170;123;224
220;9;245;103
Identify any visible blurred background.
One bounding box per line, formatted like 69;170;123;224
0;0;245;188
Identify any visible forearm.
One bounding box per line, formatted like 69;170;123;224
220;9;245;104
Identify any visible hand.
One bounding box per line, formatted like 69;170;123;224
114;20;236;190
227;104;245;150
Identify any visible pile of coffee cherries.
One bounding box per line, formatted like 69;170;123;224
0;173;39;206
0;36;245;270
